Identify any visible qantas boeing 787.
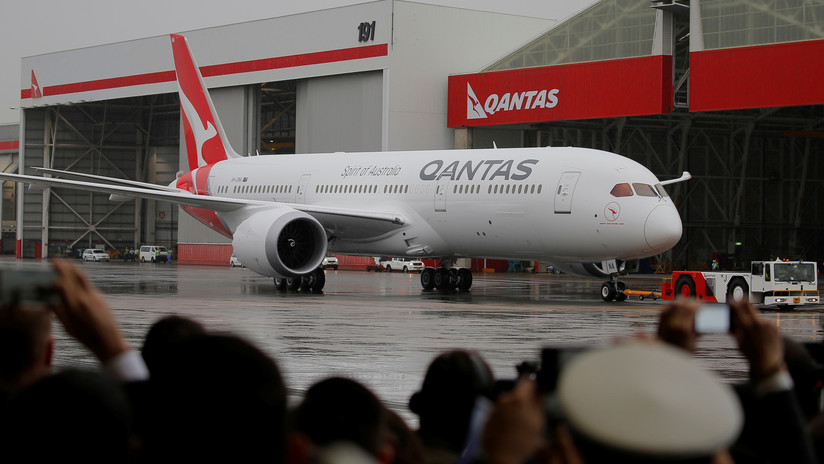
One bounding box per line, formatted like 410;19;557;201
1;34;690;300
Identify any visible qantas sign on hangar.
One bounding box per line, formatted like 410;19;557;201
447;55;674;127
448;39;824;127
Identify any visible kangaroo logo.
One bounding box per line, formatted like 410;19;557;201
466;83;487;120
179;89;218;167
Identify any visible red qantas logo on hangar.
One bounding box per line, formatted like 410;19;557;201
467;83;559;120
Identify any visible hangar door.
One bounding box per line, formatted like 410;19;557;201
295;71;383;154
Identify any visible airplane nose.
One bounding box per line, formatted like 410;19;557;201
644;204;682;251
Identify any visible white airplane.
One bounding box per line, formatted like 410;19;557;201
1;34;690;300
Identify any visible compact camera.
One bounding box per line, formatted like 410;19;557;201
0;264;59;306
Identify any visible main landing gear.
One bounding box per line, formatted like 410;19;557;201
600;277;628;302
274;267;326;293
420;266;473;291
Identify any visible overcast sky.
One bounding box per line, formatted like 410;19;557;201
0;0;591;127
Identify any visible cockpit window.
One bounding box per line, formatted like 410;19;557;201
655;183;670;198
610;183;633;197
633;183;658;197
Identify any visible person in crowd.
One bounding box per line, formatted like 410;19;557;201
409;349;496;464
142;332;288;463
141;314;206;374
288;376;394;464
385;408;425;464
481;342;743;464
0;368;138;463
657;298;817;464
0;301;53;402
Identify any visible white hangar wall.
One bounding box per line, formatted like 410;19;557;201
385;2;554;151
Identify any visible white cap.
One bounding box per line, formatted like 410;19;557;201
557;343;743;458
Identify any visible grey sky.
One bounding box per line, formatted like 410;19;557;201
0;0;591;126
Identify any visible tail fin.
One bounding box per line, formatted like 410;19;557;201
170;34;241;169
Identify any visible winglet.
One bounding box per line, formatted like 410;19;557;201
659;171;692;186
170;34;240;169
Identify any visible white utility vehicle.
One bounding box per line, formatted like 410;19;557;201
662;260;819;308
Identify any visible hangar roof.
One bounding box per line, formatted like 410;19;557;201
486;0;657;71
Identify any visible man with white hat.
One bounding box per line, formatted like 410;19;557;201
480;299;816;463
556;342;742;463
481;341;741;464
657;299;817;464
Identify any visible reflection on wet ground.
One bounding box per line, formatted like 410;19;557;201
43;260;824;424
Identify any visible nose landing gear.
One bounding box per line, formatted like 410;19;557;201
600;279;627;302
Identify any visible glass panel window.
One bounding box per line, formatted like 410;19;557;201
610;183;633;197
633;183;658;197
774;263;816;282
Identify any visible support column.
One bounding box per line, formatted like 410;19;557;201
15;111;25;258
454;127;472;149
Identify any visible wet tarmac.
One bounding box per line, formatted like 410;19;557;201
41;260;824;425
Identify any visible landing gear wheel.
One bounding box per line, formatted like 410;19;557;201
434;268;452;291
614;281;628;302
601;282;616;302
420;267;435;290
727;278;749;303
456;268;473;291
274;277;287;292
286;277;301;291
448;268;459;289
675;276;696;299
300;268;326;293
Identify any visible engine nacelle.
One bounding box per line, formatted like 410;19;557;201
550;261;624;278
231;208;327;277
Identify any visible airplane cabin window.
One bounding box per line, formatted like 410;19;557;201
610;183;633;197
633;183;658;197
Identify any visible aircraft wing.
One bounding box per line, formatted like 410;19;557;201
0;171;406;224
31;167;181;192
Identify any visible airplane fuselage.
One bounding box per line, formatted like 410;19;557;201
177;146;682;265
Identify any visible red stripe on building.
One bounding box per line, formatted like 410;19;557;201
448;55;672;127
201;43;388;77
46;71;177;98
690;39;824;112
0;140;19;151
20;44;389;99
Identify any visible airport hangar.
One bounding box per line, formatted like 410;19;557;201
1;0;823;272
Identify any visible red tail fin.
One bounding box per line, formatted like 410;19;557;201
170;34;240;169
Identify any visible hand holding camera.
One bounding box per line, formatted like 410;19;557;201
49;258;130;363
657;299;787;383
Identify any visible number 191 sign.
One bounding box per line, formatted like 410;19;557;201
358;21;376;42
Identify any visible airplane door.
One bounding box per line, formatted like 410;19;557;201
296;174;310;204
554;171;580;214
435;179;449;212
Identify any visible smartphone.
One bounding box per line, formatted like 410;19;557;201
694;303;731;333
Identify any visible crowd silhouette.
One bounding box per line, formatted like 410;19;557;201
0;258;821;463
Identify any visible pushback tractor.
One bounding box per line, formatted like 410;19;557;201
661;260;819;308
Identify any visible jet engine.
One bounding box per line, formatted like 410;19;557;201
231;208;327;277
